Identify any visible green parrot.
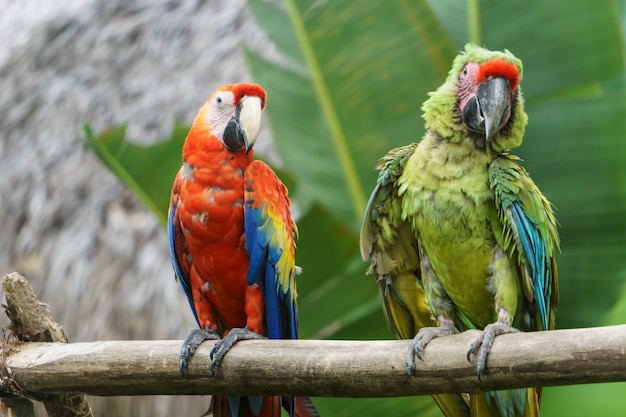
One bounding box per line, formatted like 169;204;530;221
360;44;559;417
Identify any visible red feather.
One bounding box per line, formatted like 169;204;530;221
477;59;520;91
175;134;255;332
227;83;267;108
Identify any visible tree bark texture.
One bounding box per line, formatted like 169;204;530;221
2;273;94;417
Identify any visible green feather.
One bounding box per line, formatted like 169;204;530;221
361;44;559;417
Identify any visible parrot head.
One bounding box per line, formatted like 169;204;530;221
194;83;267;154
459;57;519;142
423;44;527;152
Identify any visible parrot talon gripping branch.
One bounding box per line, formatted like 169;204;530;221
168;83;319;417
467;312;522;381
179;328;221;375
360;44;559;417
209;327;266;375
406;318;456;373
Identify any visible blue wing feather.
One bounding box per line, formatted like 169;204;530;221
510;202;549;330
243;161;300;417
245;202;297;340
490;156;559;332
168;203;199;326
264;260;281;338
244;161;298;342
245;208;268;286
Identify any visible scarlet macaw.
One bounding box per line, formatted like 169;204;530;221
169;83;317;417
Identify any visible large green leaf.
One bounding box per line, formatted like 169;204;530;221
247;0;458;230
81;123;187;226
293;204;383;340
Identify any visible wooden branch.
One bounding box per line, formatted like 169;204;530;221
2;324;626;398
2;273;94;417
2;272;624;400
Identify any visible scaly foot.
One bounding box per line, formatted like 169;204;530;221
180;328;221;376
406;317;456;374
210;327;265;375
466;308;520;381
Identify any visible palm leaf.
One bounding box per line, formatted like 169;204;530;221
81;123;186;227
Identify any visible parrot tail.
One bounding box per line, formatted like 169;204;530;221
286;396;320;417
210;395;319;417
470;388;540;417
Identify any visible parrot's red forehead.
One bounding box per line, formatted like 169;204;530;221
477;59;520;91
221;83;267;108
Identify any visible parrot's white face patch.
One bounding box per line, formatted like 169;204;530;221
207;90;236;141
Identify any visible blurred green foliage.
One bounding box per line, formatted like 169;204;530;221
84;0;626;415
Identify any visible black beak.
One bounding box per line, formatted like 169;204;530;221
462;76;510;141
223;102;250;152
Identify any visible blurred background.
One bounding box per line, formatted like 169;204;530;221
2;0;626;416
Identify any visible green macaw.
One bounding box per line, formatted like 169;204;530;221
360;44;559;417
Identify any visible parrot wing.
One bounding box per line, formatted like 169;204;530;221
360;143;432;338
168;171;199;325
244;161;322;417
489;155;559;331
244;160;299;340
361;143;471;417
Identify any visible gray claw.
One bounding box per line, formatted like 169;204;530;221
466;321;520;381
406;322;456;375
209;327;265;375
180;328;221;376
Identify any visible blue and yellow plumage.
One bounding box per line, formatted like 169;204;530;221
244;160;300;341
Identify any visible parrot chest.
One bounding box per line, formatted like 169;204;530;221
400;138;501;327
177;157;253;330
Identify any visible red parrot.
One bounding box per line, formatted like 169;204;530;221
168;83;318;417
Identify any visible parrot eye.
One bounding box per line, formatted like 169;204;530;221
462;66;469;77
216;96;223;104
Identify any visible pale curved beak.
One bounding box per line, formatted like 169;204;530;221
238;96;263;154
